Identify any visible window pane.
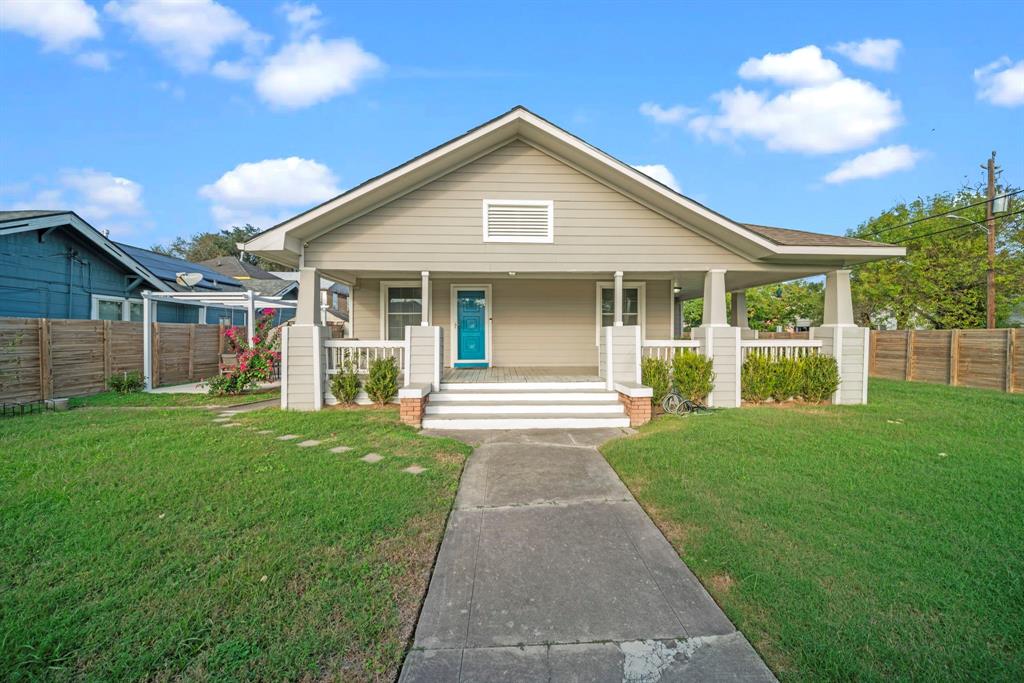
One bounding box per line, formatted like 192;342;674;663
600;287;639;327
97;299;123;321
128;302;143;321
386;286;422;340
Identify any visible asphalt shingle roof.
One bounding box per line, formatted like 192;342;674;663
742;223;895;248
197;256;279;280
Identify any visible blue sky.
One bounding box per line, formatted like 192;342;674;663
1;0;1021;247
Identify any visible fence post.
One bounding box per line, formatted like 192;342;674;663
188;324;195;381
38;318;52;400
218;323;225;355
102;320;112;379
904;330;914;381
869;330;878;376
949;329;960;386
1006;328;1014;394
152;323;161;388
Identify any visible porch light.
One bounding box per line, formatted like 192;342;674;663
508;271;517;276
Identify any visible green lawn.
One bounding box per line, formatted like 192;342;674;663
0;403;470;681
69;388;280;408
602;379;1024;681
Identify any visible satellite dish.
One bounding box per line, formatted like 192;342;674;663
176;272;203;288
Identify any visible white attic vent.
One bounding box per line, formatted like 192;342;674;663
483;199;553;243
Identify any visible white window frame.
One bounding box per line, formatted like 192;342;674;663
594;281;646;344
91;294;144;322
379;280;431;340
449;284;493;366
482;199;554;243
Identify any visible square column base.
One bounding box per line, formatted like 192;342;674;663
691;326;741;408
810;326;870;405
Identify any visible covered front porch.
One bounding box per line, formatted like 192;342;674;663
442;366;600;383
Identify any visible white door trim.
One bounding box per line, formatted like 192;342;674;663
450;284;493;366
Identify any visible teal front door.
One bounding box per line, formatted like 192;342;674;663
456;289;487;367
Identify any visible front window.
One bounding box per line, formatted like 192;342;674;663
97;299;123;321
601;287;640;327
128;302;143;321
386;286;421;340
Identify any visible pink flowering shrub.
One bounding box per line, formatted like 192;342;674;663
209;309;282;395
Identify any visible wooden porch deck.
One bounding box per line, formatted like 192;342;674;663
442;366;601;383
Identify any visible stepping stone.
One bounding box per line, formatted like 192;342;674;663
212;417;231;423
361;453;383;463
221;422;241;428
403;465;427;475
297;440;322;447
256;430;273;435
219;412;238;417
276;434;300;441
330;446;353;454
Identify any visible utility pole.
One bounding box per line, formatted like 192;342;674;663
982;151;997;329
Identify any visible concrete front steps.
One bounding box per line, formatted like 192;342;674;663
422;381;630;430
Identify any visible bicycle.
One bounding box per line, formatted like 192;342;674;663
661;387;709;416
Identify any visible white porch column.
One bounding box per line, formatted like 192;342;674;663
284;267;326;411
811;269;869;405
730;291;748;327
420;271;430;326
823;269;855;326
296;267;323;326
613;271;624;326
246;289;256;344
701;269;728;326
142;291;153;391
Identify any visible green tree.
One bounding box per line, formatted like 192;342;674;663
847;184;1023;329
152;225;282;271
681;280;824;332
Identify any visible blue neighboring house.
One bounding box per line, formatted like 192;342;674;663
0;210;256;324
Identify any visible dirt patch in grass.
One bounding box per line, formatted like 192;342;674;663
708;573;735;594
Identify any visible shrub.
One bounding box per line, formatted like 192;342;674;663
330;357;361;404
672;350;715;403
106;370;144;394
205;373;253;396
771;356;804;402
801;354;840;403
365;357;399;406
641;356;671;406
741;353;773;403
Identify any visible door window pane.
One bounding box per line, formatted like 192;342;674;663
97;299;123;321
128;302;143;321
601;287;639;327
386;286;421;340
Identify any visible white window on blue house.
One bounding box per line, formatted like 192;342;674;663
91;295;144;322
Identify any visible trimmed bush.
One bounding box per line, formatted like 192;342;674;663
672;350;715;403
106;370;144;394
801;354;840;403
771;356;804;403
365;357;399;406
641;356;672;406
330;356;361;405
741;353;773;403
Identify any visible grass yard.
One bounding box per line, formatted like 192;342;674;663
602;379;1024;681
0;401;470;681
68;388;281;408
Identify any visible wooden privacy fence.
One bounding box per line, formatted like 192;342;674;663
870;329;1021;393
0;317;226;402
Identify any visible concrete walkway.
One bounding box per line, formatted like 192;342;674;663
400;429;776;683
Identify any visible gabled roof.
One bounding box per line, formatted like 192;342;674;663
0;210;170;292
241;278;298;297
116;243;245;291
742;224;894;249
197;255;279;280
242;106;904;267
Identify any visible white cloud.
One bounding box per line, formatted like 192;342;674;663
632;164;681;192
211;59;255;81
832;38;902;71
280;1;322;39
75;50;112;70
255;36;383;109
0;0;101;51
639;102;694;124
200;157;340;227
823;145;922;184
973;57;1024;107
61;169;144;218
738;45;842;86
689;77;902;154
104;0;269;73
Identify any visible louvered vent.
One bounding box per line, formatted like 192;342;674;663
483;200;553;243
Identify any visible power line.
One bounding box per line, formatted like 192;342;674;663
858;188;1023;239
892;208;1024;243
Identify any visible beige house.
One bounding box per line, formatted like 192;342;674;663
244;107;903;429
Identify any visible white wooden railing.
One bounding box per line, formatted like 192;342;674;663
740;339;822;362
324;339;406;375
641;339;702;362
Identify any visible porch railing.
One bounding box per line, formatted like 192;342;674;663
740;339;822;362
324;339;406;375
641;339;701;362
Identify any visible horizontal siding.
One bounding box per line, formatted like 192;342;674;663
306;140;756;273
353;277;671;368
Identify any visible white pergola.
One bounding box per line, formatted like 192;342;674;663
141;290;297;391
